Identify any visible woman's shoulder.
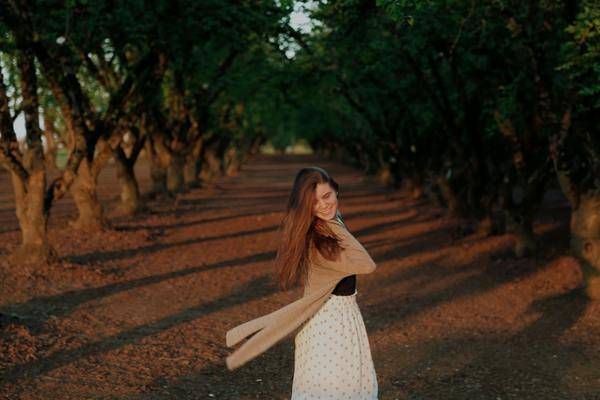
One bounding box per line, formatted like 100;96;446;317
324;217;348;236
325;217;344;229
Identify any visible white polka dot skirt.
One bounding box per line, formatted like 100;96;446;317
291;290;378;399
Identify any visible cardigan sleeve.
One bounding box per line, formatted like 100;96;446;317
312;219;377;275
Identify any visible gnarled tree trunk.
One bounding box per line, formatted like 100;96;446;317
184;137;204;188
114;147;142;214
42;110;61;172
223;145;241;177
404;171;424;200
69;159;105;230
10;168;58;265
145;138;167;196
435;174;465;217
550;109;600;299
200;141;223;184
570;194;600;299
499;178;548;257
167;152;186;194
1;48;58;265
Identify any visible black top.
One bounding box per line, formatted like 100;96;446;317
331;274;356;295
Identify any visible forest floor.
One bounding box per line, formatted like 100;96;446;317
0;153;599;400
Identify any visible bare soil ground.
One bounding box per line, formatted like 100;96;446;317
1;153;599;400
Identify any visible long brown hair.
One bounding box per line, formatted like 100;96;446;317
274;166;345;290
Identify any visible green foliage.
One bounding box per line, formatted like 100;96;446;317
1;0;596;199
559;1;600;109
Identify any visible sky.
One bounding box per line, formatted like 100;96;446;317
286;1;317;58
290;1;315;34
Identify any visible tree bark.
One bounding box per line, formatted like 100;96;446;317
69;159;106;230
377;163;393;187
435;174;464;216
150;157;168;195
224;145;241;177
144;135;168;197
42;110;60;172
200;142;222;184
167;152;186;194
1;48;58;265
476;212;495;236
10;169;58;265
504;210;536;257
550;110;600;298
114;147;143;214
375;147;394;187
248;132;265;156
184;137;204;188
570;194;600;299
404;172;424;200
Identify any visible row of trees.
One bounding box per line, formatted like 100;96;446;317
280;0;599;298
0;0;304;264
1;0;598;299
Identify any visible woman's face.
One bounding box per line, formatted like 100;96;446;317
313;182;338;221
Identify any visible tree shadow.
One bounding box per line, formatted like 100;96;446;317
376;290;592;399
130;339;295;399
366;250;561;335
64;225;278;265
343;199;441;224
113;210;280;233
122;239;554;399
0;274;283;384
1;251;275;328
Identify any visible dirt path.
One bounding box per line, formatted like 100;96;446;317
1;153;599;399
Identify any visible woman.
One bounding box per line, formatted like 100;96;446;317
225;166;378;399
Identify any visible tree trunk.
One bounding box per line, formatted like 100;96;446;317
549;110;600;298
224;146;241;177
184;138;204;188
504;211;536;257
145;138;167;196
167;153;186;194
114;148;143;215
9;169;58;265
472;185;497;236
500;186;538;257
150;160;167;195
435;175;464;216
200;144;222;184
378;164;393;187
249;133;264;156
570;194;600;299
4;45;58;265
42;111;60;172
404;172;424;200
184;156;200;188
499;170;548;256
69;159;106;230
476;211;495;237
376;148;394;187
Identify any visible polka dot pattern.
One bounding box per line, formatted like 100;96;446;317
291;290;378;399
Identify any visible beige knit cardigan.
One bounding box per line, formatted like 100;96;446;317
225;217;377;371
